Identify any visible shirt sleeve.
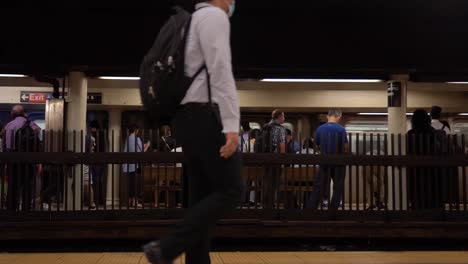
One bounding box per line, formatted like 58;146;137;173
30;121;40;132
315;128;321;147
197;10;240;133
279;127;286;144
137;138;143;152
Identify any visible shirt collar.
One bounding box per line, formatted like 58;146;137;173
195;2;213;10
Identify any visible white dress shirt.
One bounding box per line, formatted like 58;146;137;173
431;119;451;134
181;3;240;133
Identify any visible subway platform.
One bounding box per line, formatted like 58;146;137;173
0;252;467;264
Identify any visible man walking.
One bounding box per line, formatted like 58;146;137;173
144;0;242;263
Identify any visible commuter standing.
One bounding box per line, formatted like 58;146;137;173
407;109;442;210
123;125;149;208
143;1;242;263
286;129;300;153
4;105;41;211
239;121;251;153
430;105;451;134
308;109;348;210
87;120;106;206
260;109;286;209
430;106;459;207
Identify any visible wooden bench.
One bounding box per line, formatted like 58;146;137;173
142;166;183;207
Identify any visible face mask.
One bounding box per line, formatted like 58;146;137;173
228;0;236;17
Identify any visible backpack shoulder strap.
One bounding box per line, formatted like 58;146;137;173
22;120;31;129
17;120;31;133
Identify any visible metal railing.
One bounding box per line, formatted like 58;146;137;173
0;130;467;219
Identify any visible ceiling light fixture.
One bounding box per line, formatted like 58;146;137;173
98;76;140;80
261;79;383;83
358;113;415;116
0;74;27;78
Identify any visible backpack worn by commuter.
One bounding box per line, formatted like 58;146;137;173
14;121;39;152
254;123;282;153
139;6;207;123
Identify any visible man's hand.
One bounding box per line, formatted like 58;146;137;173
220;132;239;159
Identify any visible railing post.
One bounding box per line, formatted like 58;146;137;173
66;71;88;210
106;110;121;207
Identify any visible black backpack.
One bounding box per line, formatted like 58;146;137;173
139;6;207;123
254;122;281;153
14;121;39;152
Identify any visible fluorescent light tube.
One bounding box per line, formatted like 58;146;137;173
358;113;415;116
261;79;382;83
98;76;140;80
0;74;27;77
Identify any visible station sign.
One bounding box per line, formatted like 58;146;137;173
20;92;51;103
387;81;402;107
86;93;102;104
20;91;103;104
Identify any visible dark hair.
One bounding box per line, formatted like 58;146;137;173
11;105;25;118
272;109;284;120
431;105;442;120
250;129;261;139
411;109;431;130
303;138;314;149
128;124;139;134
241;121;251;132
89;120;100;129
286;129;292;136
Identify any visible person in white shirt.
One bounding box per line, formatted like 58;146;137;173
430;105;451;134
144;1;241;264
239;122;252;153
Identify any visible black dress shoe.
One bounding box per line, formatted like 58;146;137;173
143;241;172;264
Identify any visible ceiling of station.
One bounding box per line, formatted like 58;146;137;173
1;1;468;80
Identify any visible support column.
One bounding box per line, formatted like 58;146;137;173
387;74;409;210
106;110;121;207
66;71;88;210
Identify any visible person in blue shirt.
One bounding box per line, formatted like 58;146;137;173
308;109;349;210
123;124;149;208
285;129;300;154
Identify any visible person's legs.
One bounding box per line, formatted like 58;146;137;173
307;166;327;209
6;164;17;211
160;152;242;263
330;166;345;210
128;172;136;206
152;106;242;263
183;155;211;264
135;169;143;206
263;165;280;209
91;165;105;205
263;166;274;209
375;166;386;206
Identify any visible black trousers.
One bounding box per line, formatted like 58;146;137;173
91;164;106;204
308;166;345;210
263;166;280;209
160;104;242;264
7;163;34;211
127;171;142;199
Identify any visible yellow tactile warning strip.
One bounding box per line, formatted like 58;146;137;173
0;252;467;264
